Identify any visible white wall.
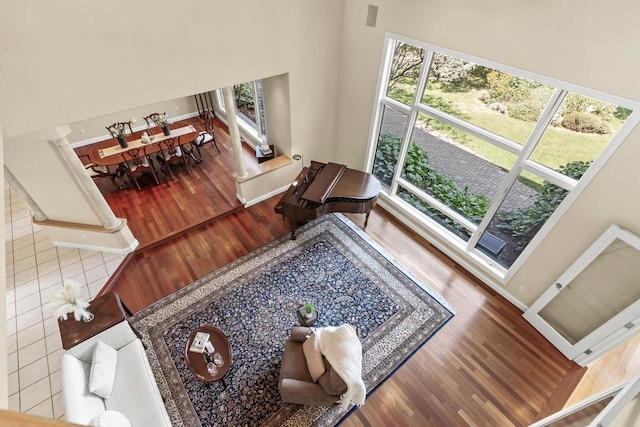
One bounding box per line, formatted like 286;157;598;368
334;0;640;305
66;96;199;145
0;127;6;408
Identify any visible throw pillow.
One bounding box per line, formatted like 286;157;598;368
302;332;325;382
90;410;131;427
89;341;118;398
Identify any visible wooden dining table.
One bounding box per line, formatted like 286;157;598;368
87;125;199;166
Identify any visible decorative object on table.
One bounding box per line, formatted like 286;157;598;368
155;112;171;136
256;144;275;164
297;302;318;327
184;325;233;385
259;136;272;155
130;214;454;427
302;301;316;318
141;132;152;144
49;280;94;322
188;331;210;353
106;122;132;148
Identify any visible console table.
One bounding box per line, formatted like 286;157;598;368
59;292;132;350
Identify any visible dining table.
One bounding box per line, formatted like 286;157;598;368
87;125;199;167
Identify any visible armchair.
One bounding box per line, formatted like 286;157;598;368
278;326;348;406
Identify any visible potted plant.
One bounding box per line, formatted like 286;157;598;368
109;123;129;148
155;112;171;136
302;301;316;319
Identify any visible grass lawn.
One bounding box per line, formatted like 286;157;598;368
390;85;621;188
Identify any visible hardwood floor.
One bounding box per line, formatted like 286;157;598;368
79;117;589;426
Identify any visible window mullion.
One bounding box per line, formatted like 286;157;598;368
389;110;418;197
465;88;568;250
518;88;567;161
381;97;411;114
521;160;577;191
398;178;477;232
389;50;432;197
417;104;523;155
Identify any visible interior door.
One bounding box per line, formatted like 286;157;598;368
529;374;640;427
524;225;640;364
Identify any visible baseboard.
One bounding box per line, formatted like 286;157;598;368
243;185;289;208
52;238;139;255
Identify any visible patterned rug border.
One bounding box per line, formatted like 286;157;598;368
130;213;455;426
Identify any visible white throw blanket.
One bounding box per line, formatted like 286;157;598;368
315;324;366;410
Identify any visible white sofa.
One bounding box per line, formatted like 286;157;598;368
61;320;171;426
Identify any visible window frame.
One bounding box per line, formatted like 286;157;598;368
366;33;640;283
214;80;268;147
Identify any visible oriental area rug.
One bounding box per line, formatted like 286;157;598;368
130;214;454;427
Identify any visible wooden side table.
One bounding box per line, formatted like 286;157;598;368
297;306;318;327
59;292;132;350
185;326;233;386
256;145;275;163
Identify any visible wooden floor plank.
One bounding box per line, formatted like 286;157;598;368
80;118;589;426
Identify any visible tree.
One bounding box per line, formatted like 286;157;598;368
388;42;424;90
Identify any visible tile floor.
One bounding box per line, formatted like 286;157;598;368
4;182;125;420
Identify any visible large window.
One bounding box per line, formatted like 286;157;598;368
370;36;636;277
216;80;268;144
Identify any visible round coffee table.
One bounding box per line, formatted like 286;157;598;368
184;326;232;384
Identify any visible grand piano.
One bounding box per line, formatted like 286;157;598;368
275;161;381;239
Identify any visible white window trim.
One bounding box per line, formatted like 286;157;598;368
366;32;640;285
213;81;268;148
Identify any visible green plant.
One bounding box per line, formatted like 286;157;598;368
561;112;612;135
303;301;316;314
388;42;424;90
497;160;592;248
428;53;488;92
373;132;491;230
615;106;633;121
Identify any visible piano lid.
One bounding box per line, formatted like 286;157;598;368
301;163;346;204
300;161;380;204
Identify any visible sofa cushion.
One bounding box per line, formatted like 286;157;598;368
89;341;118;398
106;339;171;426
302;332;325;382
317;358;348;395
61;354;106;425
90;410;131;427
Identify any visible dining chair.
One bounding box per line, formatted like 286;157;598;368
191;110;220;163
157;136;190;180
106;121;134;138
119;147;159;190
143;113;162;136
79;154;125;190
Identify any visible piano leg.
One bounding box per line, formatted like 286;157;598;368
364;211;371;228
290;222;299;240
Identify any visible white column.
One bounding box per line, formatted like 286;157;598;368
48;135;122;231
222;86;248;179
4;166;48;221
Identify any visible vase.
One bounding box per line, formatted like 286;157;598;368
82;309;95;323
305;311;313;319
162;125;170;136
117;135;128;148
